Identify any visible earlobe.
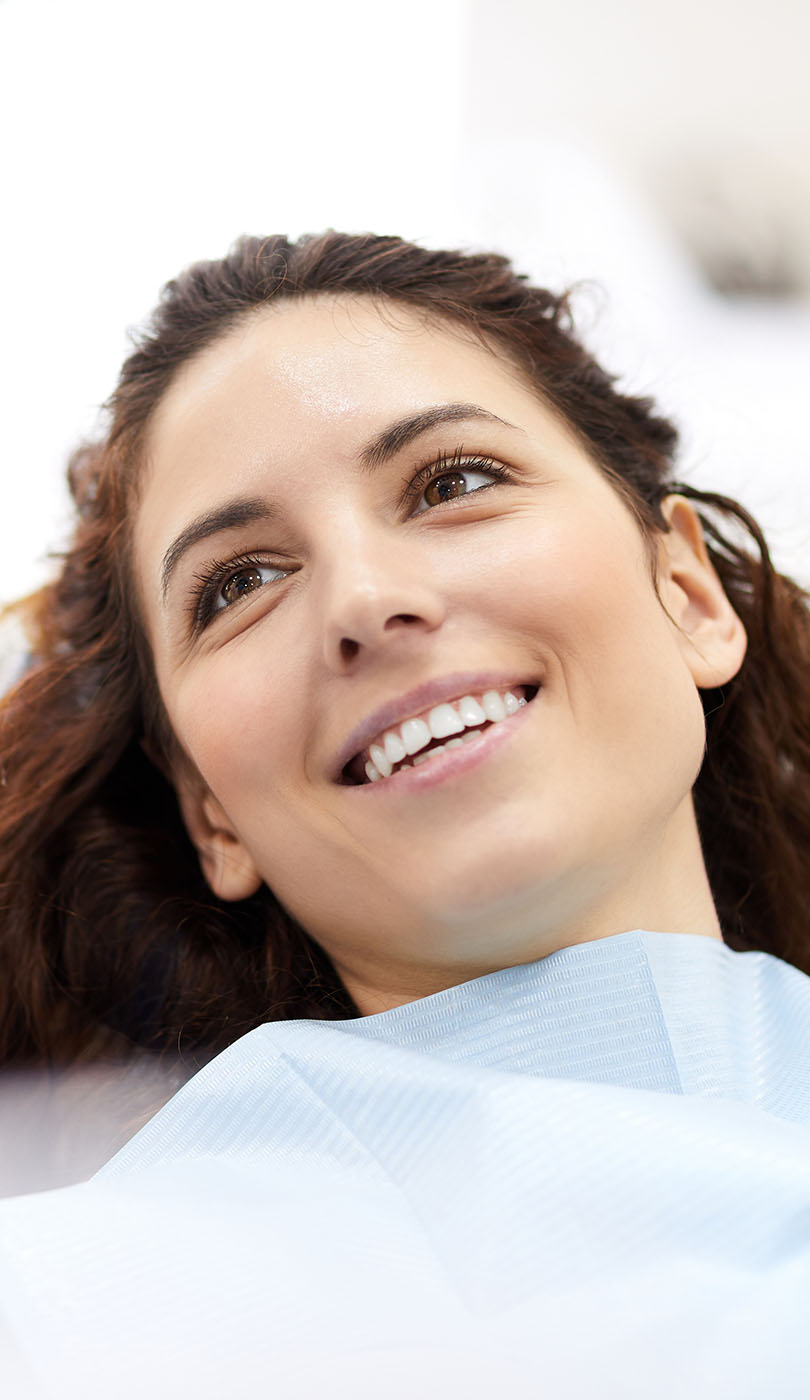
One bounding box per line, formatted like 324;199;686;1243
174;778;264;902
658;494;747;688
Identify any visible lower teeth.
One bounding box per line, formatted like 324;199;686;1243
400;726;485;771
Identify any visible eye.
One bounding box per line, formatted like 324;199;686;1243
216;562;286;612
189;553;291;633
408;451;511;516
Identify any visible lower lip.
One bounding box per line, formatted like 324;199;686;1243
343;695;536;796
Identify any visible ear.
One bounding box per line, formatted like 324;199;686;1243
657;494;747;687
173;775;264;902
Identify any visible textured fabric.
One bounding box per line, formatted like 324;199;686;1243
1;929;810;1397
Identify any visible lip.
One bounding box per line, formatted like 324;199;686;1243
331;669;540;782
343;684;536;795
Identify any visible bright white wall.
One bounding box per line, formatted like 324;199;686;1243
468;0;810;268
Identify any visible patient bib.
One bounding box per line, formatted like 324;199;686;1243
2;929;810;1398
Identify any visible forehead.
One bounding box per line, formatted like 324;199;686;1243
144;294;538;469
135;295;542;536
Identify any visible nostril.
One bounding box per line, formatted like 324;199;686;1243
338;614;422;663
339;637;360;663
384;613;421;629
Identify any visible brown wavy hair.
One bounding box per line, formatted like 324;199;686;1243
2;230;810;1067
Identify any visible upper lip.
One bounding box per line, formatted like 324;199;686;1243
332;669;537;781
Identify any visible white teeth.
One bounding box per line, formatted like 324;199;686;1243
357;685;535;784
401;716;432;755
458;695;487;726
481;690;508;722
427;702;465;740
368;742;392;778
383;730;407;765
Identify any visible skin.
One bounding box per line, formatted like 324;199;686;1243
134;295;747;1014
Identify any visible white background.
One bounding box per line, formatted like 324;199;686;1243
1;0;808;608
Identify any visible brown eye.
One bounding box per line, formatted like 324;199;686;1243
424;472;468;506
216;562;286;613
221;566;264;606
412;463;503;515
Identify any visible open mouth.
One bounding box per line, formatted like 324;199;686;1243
339;683;540;786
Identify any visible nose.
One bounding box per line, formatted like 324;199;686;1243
319;525;446;671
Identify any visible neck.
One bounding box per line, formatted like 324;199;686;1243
334;799;722;1016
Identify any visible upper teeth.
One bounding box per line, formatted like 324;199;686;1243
362;688;526;783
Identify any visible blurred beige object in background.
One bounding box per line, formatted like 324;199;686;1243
468;0;810;300
651;145;809;298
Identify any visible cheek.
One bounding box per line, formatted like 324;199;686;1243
166;655;298;809
505;506;645;665
527;514;705;762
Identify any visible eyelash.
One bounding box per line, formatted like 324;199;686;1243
188;551;285;633
400;447;512;512
188;447;511;633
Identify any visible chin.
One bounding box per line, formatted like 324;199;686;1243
418;859;564;941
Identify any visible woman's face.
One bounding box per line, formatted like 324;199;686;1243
134;296;744;1009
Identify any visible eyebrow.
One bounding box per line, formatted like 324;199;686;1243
160;403;523;601
358;402;521;471
161;498;272;600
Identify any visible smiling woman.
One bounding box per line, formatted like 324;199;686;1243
3;232;810;1393
133;289;745;1016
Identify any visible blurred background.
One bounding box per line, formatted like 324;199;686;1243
1;0;808;644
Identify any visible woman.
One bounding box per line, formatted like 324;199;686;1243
1;232;810;1396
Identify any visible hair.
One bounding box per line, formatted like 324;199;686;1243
2;230;810;1068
